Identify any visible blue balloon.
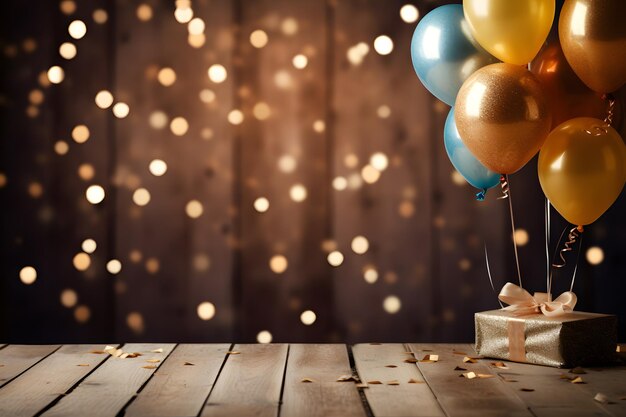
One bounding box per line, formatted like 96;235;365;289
444;108;500;200
411;4;498;106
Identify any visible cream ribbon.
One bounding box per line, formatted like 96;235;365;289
498;282;577;317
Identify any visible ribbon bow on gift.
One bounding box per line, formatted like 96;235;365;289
498;282;577;317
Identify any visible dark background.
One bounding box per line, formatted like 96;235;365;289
1;0;625;344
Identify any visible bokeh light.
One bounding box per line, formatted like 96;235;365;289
289;184;307;202
254;197;270;213
133;188;151;206
292;54;308;69
250;30;268;48
73;253;91;271
383;295;401;314
82;238;97;254
300;310;316;325
59;42;77;60
95;90;114;109
60;289;78;308
19;266;37;285
72;125;90;143
208;64;227;83
68;20;87;39
85;185;105;204
270;255;288;274
400;4;419;23
47;66;65;84
257;330;272;343
586;246;604;265
351;236;369;254
149;159;168;176
112;102;130;118
374;35;394;55
157;67;177;86
197;302;216;320
170;117;189;135
513;229;529;247
106;259;122;274
186;200;203;218
327;251;344;267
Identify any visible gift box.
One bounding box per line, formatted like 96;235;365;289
475;308;618;368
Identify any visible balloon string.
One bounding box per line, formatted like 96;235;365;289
497;175;509;200
602;93;616;126
484;244;504;308
501;175;522;288
552;225;584;268
545;198;551;294
569;234;583;292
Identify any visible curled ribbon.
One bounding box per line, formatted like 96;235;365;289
498;282;577;317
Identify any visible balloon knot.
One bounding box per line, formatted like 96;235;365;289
475;190;486;201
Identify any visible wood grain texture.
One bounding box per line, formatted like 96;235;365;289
281;344;365;417
113;0;235;342
409;343;533;417
352;344;444;417
200;343;288;417
0;344;114;417
124;344;231;417
493;359;619;417
0;344;59;388
42;343;175;417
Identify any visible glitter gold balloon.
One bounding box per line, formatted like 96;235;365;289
538;117;626;226
463;0;554;65
455;63;552;174
559;0;626;93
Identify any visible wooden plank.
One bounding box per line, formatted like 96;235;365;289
0;345;59;388
489;359;618;416
113;0;235;342
281;344;365;417
200;344;288;417
124;344;231;417
409;343;532;417
352;344;444;417
0;344;115;417
236;0;333;342
42;343;175;417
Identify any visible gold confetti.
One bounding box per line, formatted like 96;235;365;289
408;378;424;384
146;359;161;363
420;354;439;363
452;350;467;355
150;348;164;353
89;350;106;354
385;365;397;368
387;380;400;385
454;366;467;371
461;372;476;379
520;388;535;392
76;364;90;367
404;358;418;363
367;380;383;384
491;362;509;369
356;383;369;388
127;352;142;358
142;365;157;369
477;374;495;379
301;377;315;383
570;377;585;384
184;362;195;366
463;356;477;364
617;345;625;353
336;375;358;382
594;393;609;404
227;351;241;355
570;367;586;374
119;353;129;359
502;377;518;382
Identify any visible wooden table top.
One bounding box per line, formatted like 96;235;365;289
0;343;624;417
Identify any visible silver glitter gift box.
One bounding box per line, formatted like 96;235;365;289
475;309;618;368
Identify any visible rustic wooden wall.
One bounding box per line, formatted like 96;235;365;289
1;0;625;343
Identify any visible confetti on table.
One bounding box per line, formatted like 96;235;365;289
386;380;400;385
367;380;383;384
146;359;160;363
150;348;164;353
336;375;358;382
463;356;477;363
301;377;314;383
461;372;476;379
570;377;585;384
385;365;397;368
594;393;609;404
404;358;418;363
183;362;195;366
408;378;424;384
142;365;157;369
491;362;509;369
227;351;241;355
420;354;439;363
356;383;369;388
76;364;89;367
520;388;535;392
454;366;467;371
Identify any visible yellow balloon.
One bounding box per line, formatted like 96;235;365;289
538;118;626;226
463;0;555;65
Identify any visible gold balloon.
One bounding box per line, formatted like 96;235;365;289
531;31;619;129
559;0;626;93
464;0;554;65
538;118;626;226
455;63;552;174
